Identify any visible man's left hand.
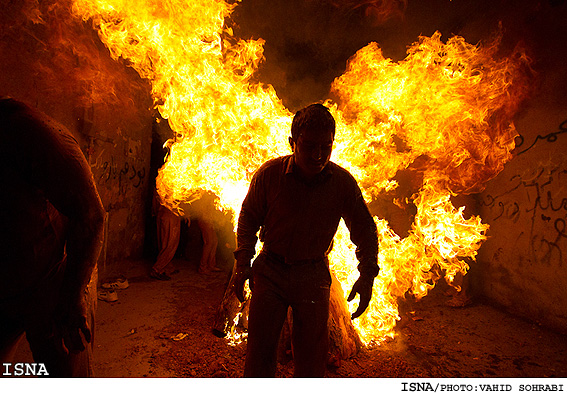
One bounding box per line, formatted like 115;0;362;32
347;276;374;319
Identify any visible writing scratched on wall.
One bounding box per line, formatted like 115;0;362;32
98;155;146;192
481;165;567;266
515;119;567;155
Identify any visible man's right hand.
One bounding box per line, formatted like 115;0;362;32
53;297;92;355
232;264;251;303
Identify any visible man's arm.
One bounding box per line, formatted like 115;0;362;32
232;171;266;302
343;179;379;319
7;101;105;352
51;149;105;353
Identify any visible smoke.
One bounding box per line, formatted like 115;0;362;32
0;0;149;112
4;0;561;127
327;0;408;24
230;0;556;111
230;0;405;110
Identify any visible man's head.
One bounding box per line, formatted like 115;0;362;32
289;104;335;179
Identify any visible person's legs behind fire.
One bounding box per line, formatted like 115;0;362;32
198;219;219;274
151;205;181;280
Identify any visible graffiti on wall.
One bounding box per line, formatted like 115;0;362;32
92;151;147;211
98;155;146;191
515;119;567;155
481;120;567;266
481;165;567;266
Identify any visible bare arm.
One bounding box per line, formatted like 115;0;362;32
3;99;104;351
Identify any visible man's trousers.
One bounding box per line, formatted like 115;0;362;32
244;251;331;377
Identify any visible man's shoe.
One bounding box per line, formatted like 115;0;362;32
97;289;118;302
150;270;171;281
101;277;129;290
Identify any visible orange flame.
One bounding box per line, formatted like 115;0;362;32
72;0;532;343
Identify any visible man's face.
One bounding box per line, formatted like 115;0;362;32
290;128;334;179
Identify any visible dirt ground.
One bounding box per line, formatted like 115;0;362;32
14;256;567;379
92;256;567;378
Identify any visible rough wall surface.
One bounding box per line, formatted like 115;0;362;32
477;3;567;333
0;0;154;276
478;113;567;334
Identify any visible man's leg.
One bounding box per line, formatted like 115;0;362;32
244;254;289;377
290;260;331;377
152;208;181;274
198;219;218;273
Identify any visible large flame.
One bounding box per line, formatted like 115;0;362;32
73;0;532;343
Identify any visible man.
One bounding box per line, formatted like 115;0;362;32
233;103;379;377
0;97;105;377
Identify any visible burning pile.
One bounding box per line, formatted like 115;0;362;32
73;0;532;343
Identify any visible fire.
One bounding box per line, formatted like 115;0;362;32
73;0;292;219
72;0;532;343
327;32;531;341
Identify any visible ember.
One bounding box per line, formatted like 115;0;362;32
72;0;532;344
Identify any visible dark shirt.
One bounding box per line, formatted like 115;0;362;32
234;154;379;278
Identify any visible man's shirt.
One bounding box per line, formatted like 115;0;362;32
234;154;379;278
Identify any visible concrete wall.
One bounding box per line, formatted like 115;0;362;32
476;3;567;334
477;113;567;334
0;1;155;278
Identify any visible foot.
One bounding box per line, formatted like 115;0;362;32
150;270;171;281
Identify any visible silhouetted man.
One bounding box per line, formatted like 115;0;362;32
233;103;379;377
0;97;105;377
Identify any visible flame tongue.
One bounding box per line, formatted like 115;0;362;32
331;32;531;197
328;31;530;342
74;0;292;217
72;0;532;343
